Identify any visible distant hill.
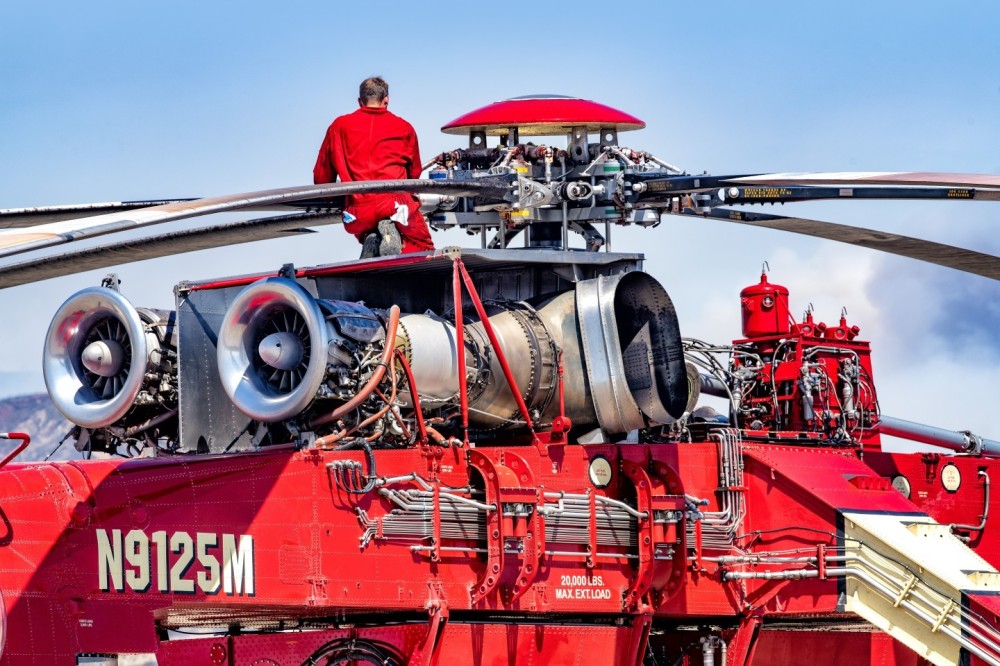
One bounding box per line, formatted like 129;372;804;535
0;393;81;462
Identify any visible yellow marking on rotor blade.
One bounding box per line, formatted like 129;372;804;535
741;187;793;198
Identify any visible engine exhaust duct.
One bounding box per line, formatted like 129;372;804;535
576;271;688;432
216;272;687;436
43;286;177;429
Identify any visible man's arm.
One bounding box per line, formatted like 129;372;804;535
406;125;422;180
313;125;338;184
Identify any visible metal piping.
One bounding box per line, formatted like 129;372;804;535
879;415;1000;456
122;409;178;439
720;547;1000;665
827;564;1000;666
697;372;730;399
950;470;990;536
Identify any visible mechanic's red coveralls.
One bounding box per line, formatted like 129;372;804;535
313;106;434;253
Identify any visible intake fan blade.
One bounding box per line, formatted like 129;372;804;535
217;276;331;422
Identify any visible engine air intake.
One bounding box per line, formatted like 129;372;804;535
216;277;330;423
43;286;176;430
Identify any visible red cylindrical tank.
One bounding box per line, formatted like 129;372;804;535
741;272;791;338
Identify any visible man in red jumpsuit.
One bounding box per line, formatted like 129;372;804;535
313;76;435;257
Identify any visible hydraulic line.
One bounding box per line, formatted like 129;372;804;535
688;429;745;552
457;260;537;437
392;349;428;444
359;484;665;553
316;356;401;448
950;470;990;536
452;261;469;442
310;306;401;429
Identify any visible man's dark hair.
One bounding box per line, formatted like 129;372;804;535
359;77;389;104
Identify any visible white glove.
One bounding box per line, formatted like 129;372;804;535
390;202;410;227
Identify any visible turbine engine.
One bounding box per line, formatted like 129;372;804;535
43;285;178;455
215;271;689;444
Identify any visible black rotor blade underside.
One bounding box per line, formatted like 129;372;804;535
634;176;1000;204
728;172;1000;189
0;211;341;289
673;208;1000;281
718;185;1000;205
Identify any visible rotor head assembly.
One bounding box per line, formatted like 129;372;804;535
423;95;675;251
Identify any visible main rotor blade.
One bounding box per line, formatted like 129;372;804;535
0;211;342;289
718;185;1000;205
674;208;1000;281
0;178;509;260
637;181;1000;204
727;172;1000;189
0;200;198;228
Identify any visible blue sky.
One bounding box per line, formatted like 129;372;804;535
1;1;999;439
